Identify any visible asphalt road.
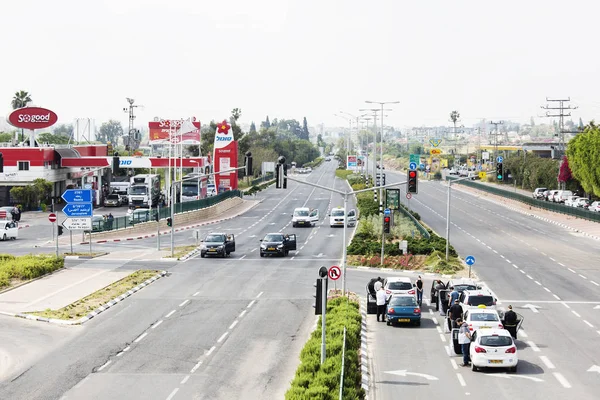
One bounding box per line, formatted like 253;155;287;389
0;161;364;400
366;169;600;399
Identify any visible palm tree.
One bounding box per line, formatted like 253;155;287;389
11;91;32;143
450;110;460;156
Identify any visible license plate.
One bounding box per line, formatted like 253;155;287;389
209;249;216;252
399;318;410;322
268;247;275;251
489;360;502;364
480;326;492;329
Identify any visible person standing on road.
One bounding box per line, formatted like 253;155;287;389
415;276;423;305
448;286;459;308
457;318;472;366
376;286;387;323
503;305;518;339
374;277;383;292
449;300;463;329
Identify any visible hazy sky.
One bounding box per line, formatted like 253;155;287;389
2;0;599;131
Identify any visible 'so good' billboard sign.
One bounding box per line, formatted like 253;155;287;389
8;107;58;130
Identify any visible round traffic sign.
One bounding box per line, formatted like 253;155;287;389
409;162;417;170
48;213;57;223
496;156;504;163
406;193;412;199
328;265;341;280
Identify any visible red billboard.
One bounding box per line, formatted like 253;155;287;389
148;118;200;143
8;107;58;130
212;120;238;191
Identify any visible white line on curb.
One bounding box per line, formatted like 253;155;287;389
181;375;190;384
217;332;229;343
98;360;111;371
206;346;216;356
190;361;202;373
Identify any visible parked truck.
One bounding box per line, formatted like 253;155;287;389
128;174;161;208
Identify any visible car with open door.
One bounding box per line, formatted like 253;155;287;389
329;207;357;227
292;207;319;227
259;233;297;257
0;220;18;240
200;232;235;258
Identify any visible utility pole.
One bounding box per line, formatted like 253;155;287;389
123;98;143;155
489;121;504;168
541;97;577;158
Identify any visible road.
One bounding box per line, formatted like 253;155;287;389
368;169;600;399
0;161;364;400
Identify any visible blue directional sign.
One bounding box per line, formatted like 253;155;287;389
419;163;425;170
62;189;93;203
496;156;504;164
63;203;93;217
409;162;417;170
384;208;391;215
465;255;476;266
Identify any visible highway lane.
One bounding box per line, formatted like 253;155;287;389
375;169;600;397
0;161;361;400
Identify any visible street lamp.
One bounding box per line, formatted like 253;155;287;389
365;101;399;264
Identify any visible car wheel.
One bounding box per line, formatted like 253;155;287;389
200;253;205;258
415;320;421;327
260;252;264;257
285;250;289;256
2;234;5;241
386;320;391;326
509;365;517;373
292;223;296;228
472;363;478;372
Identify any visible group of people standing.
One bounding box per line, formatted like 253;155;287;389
374;276;424;323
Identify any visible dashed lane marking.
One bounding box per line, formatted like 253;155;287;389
553;372;571;389
181;375;190;384
134;332;148;343
166;388;179;400
165;310;176;318
539;355;555;369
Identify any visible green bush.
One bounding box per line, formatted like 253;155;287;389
286;297;365;400
0;254;64;289
335;170;354;180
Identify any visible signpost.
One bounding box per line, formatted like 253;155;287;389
62;189;93;256
465;255;475;278
386;189;400;210
62;218;92;230
410;154;419;165
48;213;58;257
328;265;341;281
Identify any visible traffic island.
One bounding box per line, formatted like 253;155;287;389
63;252;108;260
19;269;164;325
0;254;64;292
160;245;200;260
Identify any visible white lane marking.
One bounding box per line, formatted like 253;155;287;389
239;255;247;260
239;310;247;318
291;256;295;260
591;281;600;287
450;359;458;370
534;281;542;286
520;270;526;274
439;334;446;343
97;360;111;371
553;294;561;300
584;320;594;328
527;341;540;352
431;317;439;325
553;372;571;388
122;346;130;352
134;332;148;343
456;373;466;387
429;309;434;315
568;268;576;273
193;291;200;297
436;326;442;333
541;252;547;256
559;262;565;267
165;310;176;318
229;320;238;330
500;255;505;258
572;311;581;318
506;259;511;263
206;346;216;356
526;275;533;280
250;248;257;252
247;300;256;308
493;250;498;254
519;330;528;338
74;376;90;389
190;361;202;373
549;257;555;261
579;274;587;279
539;355;555;369
562;302;571;309
166;388;179;400
512;263;518;268
179;299;190;307
181;375;190;384
152;320;163;329
217;332;229;343
256;291;264;299
543;287;551;293
597;331;600;336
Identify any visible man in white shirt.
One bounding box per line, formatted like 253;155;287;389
376;286;388;322
374;277;383;292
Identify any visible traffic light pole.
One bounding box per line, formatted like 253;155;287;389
55;223;59;257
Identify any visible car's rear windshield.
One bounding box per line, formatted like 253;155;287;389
467;296;494;306
470;312;499;322
388;282;412;290
264;234;283;241
480;335;512;347
332;210;344;216
205;235;225;242
390;297;417;307
455;285;477;292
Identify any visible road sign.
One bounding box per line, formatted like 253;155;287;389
406;193;412;199
409;162;417;170
384;208;391;215
465;255;475;266
429;138;443;147
386;189;400;210
419;163;425;170
430;148;442;155
62;217;92;231
62;203;93;217
478;171;487;180
410;154;419;164
48;213;57;223
496;156;504;163
328;265;341;281
61;189;93;203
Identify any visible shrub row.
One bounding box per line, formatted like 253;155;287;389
347;231;456;257
303;157;324;169
244;179;275;196
0;254;64;289
286;297;365;400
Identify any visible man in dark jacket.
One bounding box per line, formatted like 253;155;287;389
503;305;518;339
448;300;463;330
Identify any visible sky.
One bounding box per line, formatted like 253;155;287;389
2;0;600;131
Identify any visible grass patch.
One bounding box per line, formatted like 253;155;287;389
162;245;199;259
335;170;354;180
63;252;106;257
27;269;159;320
423;250;464;274
0;254;63;290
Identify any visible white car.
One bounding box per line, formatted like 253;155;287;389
463;308;504;333
470;328;518;372
206;184;217;197
564;195;581;207
0;220;18;240
329;207;357;227
576;198;590;208
292;207;319;227
589;201;600;212
384;277;416;296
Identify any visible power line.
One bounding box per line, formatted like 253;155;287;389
489;120;503;167
540;97;578;158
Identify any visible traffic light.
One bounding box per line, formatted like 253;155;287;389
276;156;286;189
112;152;119;174
408;169;418;194
496;163;503;181
383;215;391;233
166;217;172;227
313;278;328;315
245;151;253;177
57;226;64;236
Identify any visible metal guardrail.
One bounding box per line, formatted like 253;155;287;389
447;176;600;223
250;173;274;186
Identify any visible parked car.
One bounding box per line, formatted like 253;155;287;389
90;215;106;232
128;208;154;224
103;194;122;207
470;328;518;372
532;187;547;199
564;195;581;207
546;190;559;202
463;307;504;332
576;198;590;209
386;294;421;326
554;190;573;203
589;201;600;212
384;277;416;296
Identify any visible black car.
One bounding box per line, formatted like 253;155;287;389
259;233;297;257
200;233;236;258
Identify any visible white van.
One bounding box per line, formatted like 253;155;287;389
554;190;573;204
329;207;357;227
292;207;319;227
0;221;18;240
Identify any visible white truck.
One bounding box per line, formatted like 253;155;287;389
128;174;161;208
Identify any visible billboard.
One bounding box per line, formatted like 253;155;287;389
8;107;58;130
212;119;238;191
148;118;200;143
347;155;358;171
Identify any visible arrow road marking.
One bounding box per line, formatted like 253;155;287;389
485;373;544;382
314;253;324;258
594;305;600;310
588;365;600;373
523;304;540;313
384;370;438;381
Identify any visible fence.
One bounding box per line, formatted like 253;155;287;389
447;177;600;223
250;173;274;186
90;190;243;233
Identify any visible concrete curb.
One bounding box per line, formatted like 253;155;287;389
360;299;370;399
3;270;167;326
